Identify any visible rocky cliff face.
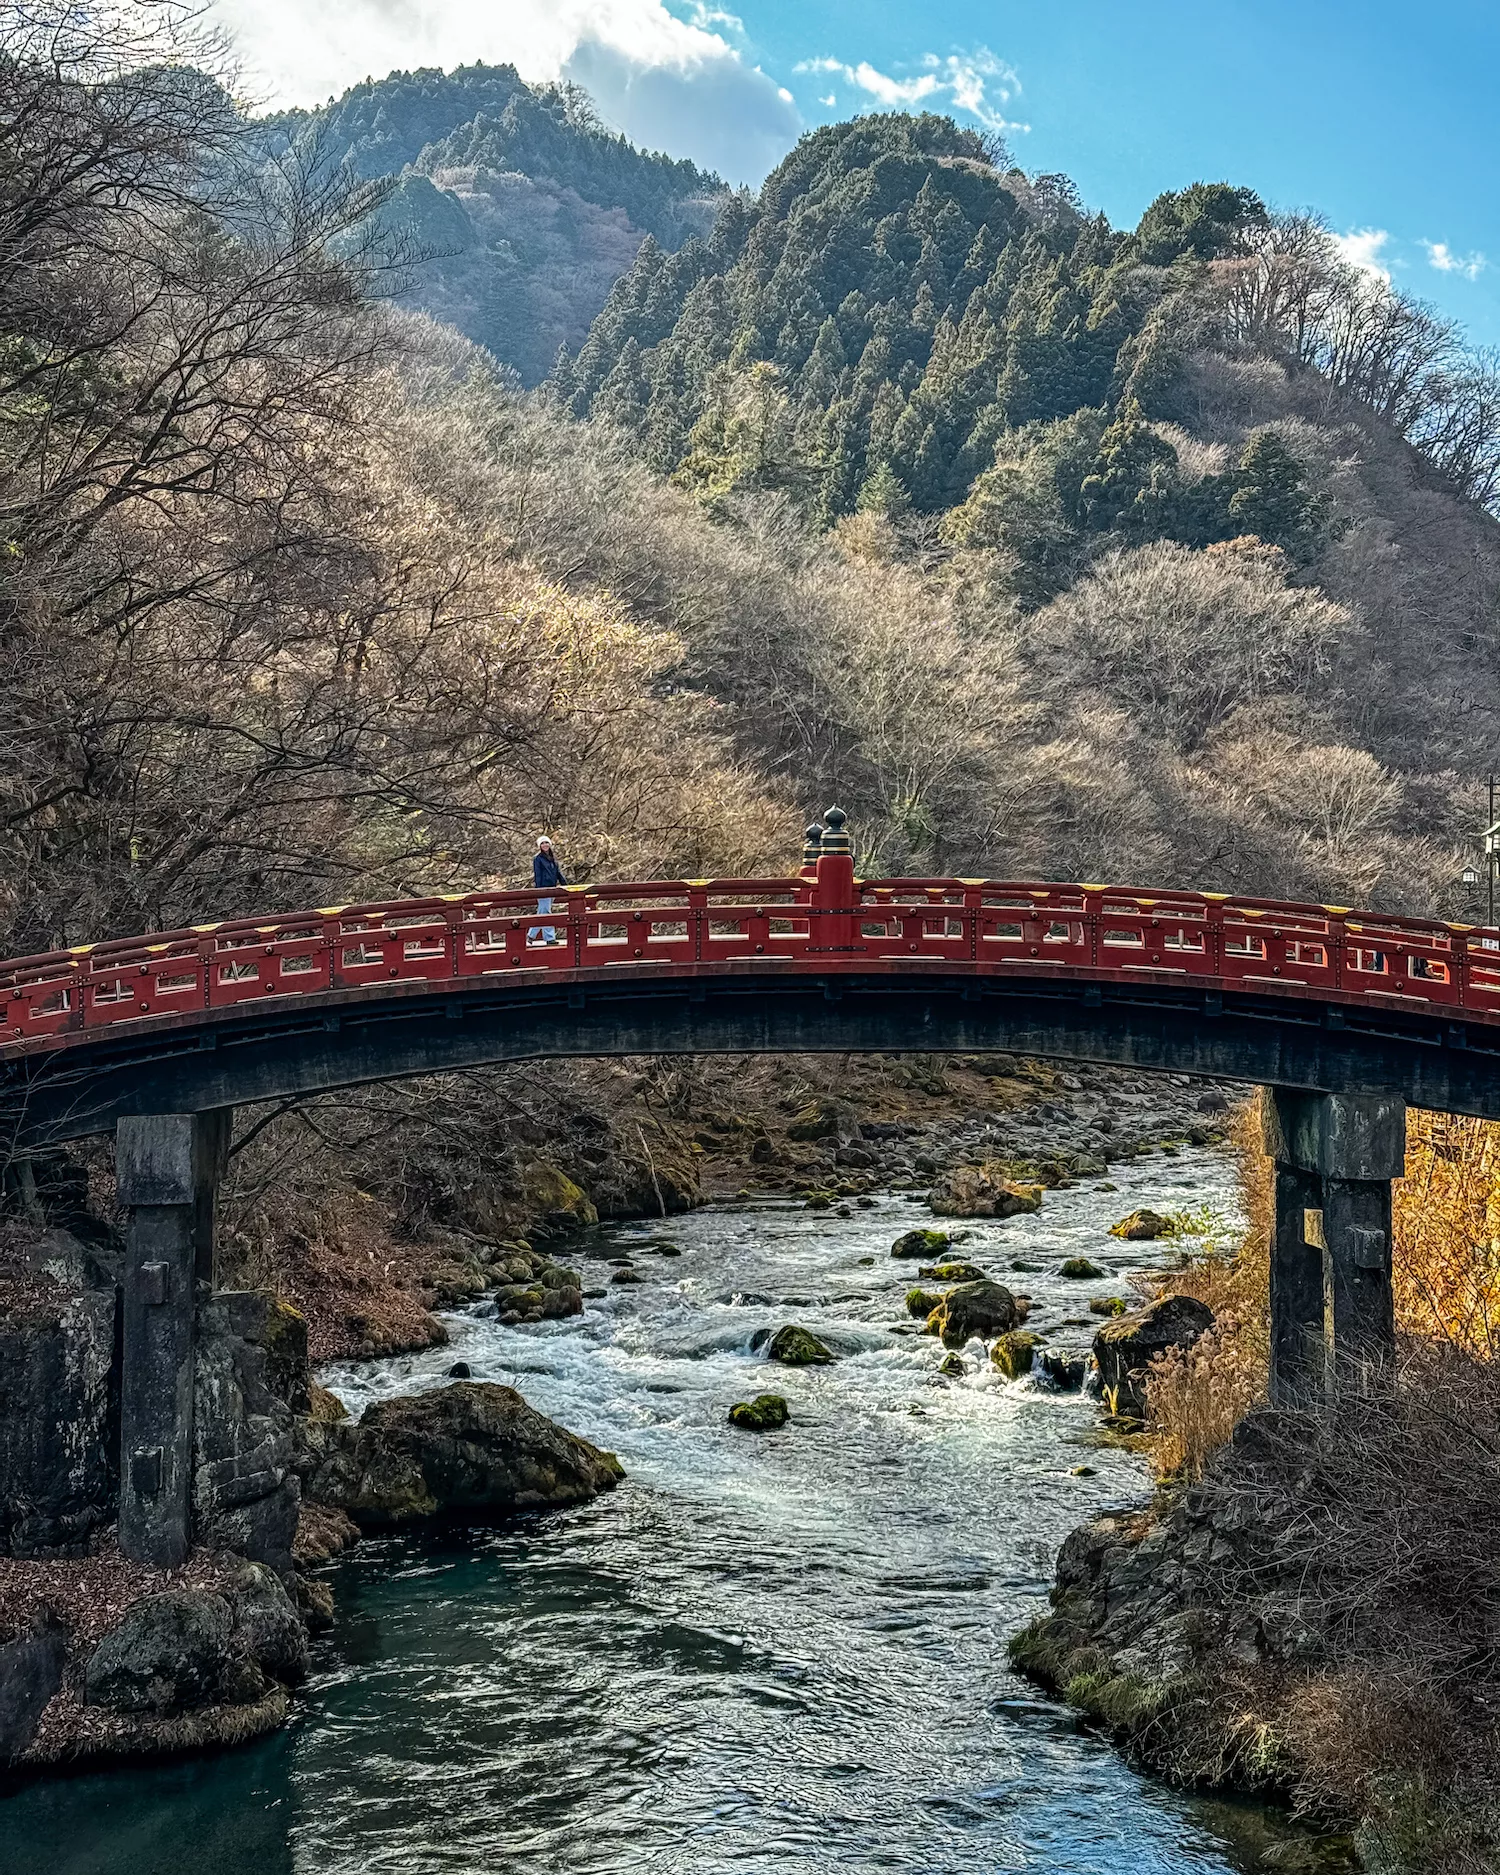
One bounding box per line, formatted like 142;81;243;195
0;1231;116;1557
193;1292;309;1579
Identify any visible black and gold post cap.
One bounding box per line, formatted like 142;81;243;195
802;822;824;865
820;807;852;856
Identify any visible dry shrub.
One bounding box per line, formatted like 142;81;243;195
1394;1109;1500;1353
1145;1309;1264;1480
1187;1344;1500;1862
1144;1096;1271;1477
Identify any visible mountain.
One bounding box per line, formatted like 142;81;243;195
259;66;727;383
556;114;1500;604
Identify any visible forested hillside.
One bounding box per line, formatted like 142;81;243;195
540;113;1500;913
260;65;726;382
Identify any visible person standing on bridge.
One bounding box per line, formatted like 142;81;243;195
530;836;567;945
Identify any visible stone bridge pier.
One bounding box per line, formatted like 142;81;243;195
115;1109;231;1567
1262;1088;1406;1402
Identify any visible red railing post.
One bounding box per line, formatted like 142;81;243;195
813;807;857;951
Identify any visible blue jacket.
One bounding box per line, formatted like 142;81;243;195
533;849;565;889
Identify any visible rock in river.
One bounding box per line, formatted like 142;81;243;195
919;1260;987;1284
1059;1257;1107;1279
990;1330;1041;1379
728;1393;789;1431
891;1228;950;1260
928;1165;1043;1220
1041;1349;1089;1391
926;1281;1020;1349
767;1325;835;1366
1109;1209;1172;1242
1093;1296;1214;1420
299;1381;624;1526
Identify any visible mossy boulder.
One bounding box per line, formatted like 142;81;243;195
307;1381;348;1424
299;1381;623;1527
1093;1295;1214;1420
521;1161;598;1229
891;1228;950;1260
767;1324;835;1366
906;1287;942;1319
728;1393;789;1431
919;1260;987;1284
786;1098;858;1142
928;1164;1043;1219
938;1352;967;1377
1090;1296;1130;1317
926;1280;1020;1349
1109;1209;1172;1242
1060;1257;1107;1279
991;1330;1042;1380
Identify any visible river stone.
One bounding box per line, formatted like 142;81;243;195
300;1381;624;1527
927;1281;1019;1349
1109;1209;1173;1241
728;1393;789;1431
991;1330;1042;1380
1060;1257;1107;1279
928;1165;1043;1220
919;1260;987;1284
83;1592;242;1713
786;1098;860;1143
1093;1296;1215;1420
767;1325;835;1366
891;1228;950;1260
906;1287;942;1319
938;1352;966;1377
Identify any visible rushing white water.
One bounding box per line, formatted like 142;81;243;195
1;1146;1339;1875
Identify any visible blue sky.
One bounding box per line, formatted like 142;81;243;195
214;0;1500;346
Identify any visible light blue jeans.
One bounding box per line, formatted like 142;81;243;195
528;897;555;944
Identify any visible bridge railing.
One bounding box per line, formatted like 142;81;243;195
3;870;1499;1053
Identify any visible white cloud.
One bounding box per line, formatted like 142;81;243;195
1332;227;1392;282
211;0;801;183
795;46;1027;136
1424;240;1487;281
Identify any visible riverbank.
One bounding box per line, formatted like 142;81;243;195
1011;1350;1500;1875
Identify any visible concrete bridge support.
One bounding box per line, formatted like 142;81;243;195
1262;1088;1406;1402
115;1109;230;1566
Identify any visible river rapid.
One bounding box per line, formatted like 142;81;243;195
2;1147;1335;1875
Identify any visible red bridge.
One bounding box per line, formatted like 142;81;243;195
1;810;1492;1568
5;811;1498;1101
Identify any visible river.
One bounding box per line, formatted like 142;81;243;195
1;1146;1338;1874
